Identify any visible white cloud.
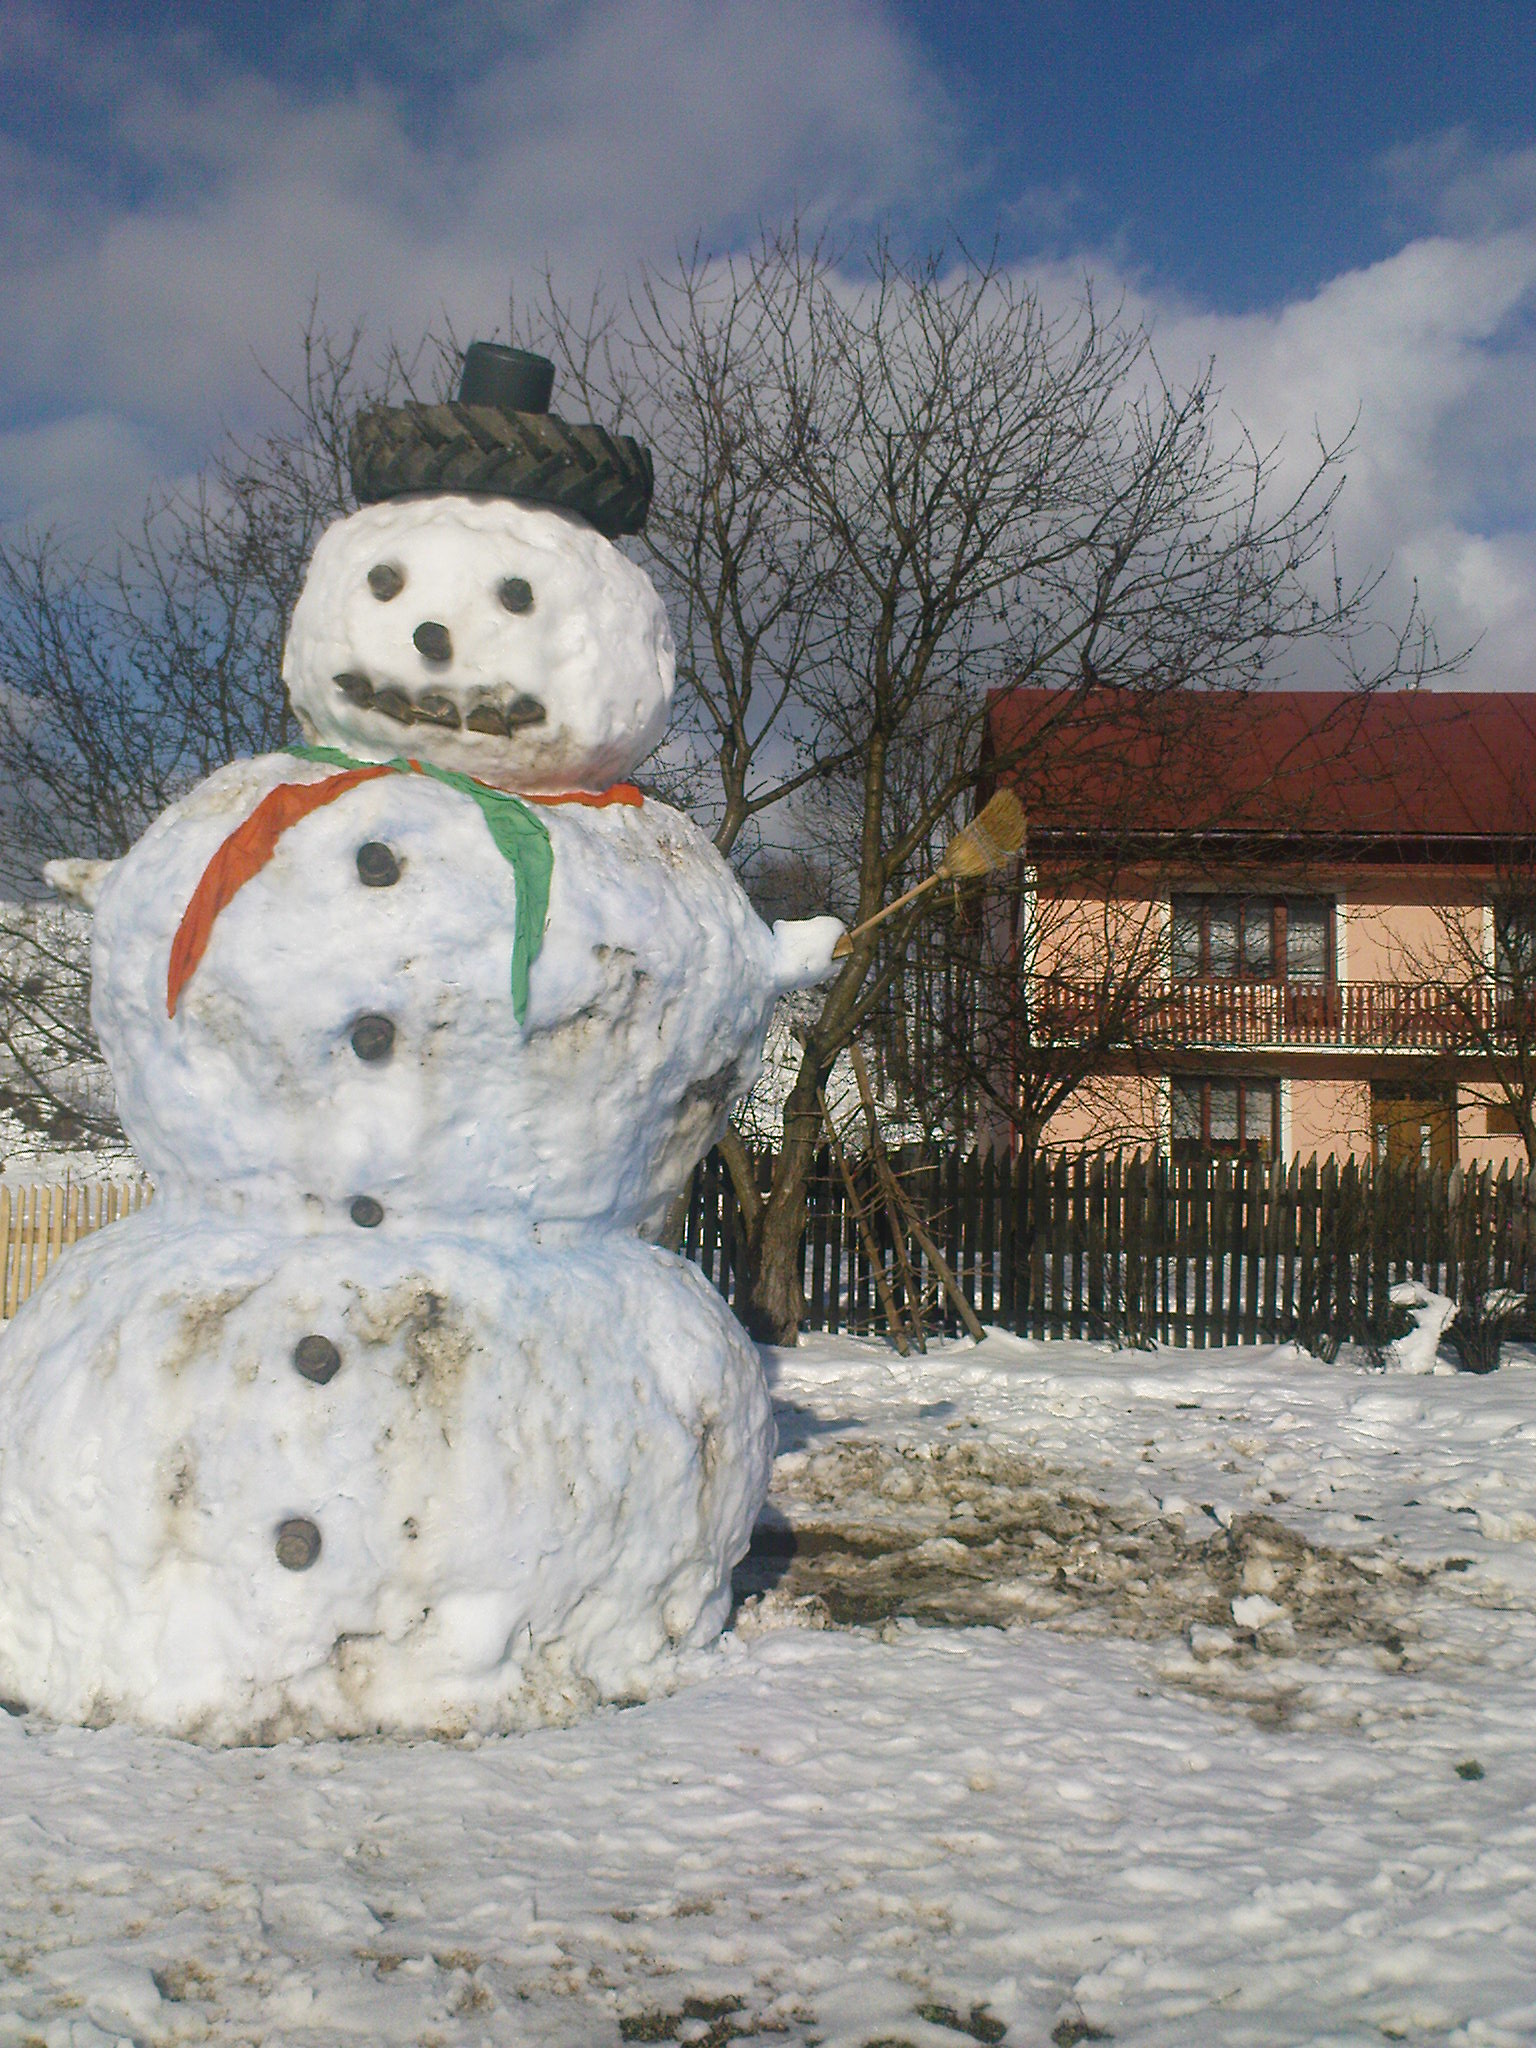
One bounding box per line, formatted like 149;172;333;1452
0;411;171;540
1;12;1534;696
1023;184;1536;689
1378;126;1536;239
1160;228;1536;687
0;0;953;532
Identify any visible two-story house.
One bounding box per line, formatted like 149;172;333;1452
982;687;1536;1170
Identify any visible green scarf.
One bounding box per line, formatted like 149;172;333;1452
289;744;553;1023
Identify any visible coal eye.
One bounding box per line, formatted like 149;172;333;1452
368;563;405;601
498;576;534;615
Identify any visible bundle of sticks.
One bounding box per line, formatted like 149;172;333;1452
818;788;1027;1350
818;1043;984;1356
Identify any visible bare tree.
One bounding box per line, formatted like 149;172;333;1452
0;326;407;895
962;875;1171;1157
0;900;117;1152
0;324;434;1140
535;226;1437;1340
1394;840;1536;1167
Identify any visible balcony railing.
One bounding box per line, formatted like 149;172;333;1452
1033;979;1520;1052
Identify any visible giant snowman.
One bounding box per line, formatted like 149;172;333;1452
0;346;841;1742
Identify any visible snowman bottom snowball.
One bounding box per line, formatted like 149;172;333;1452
0;1211;772;1742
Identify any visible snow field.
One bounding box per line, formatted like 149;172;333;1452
2;1329;1535;2045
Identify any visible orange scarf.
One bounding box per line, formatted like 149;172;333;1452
166;761;641;1017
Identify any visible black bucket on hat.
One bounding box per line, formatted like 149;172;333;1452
349;344;652;538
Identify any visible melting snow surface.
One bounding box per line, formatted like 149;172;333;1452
3;1329;1535;2046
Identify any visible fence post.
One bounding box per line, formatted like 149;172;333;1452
1123;1151;1143;1339
1493;1160;1513;1297
987;1146;999;1318
1243;1156;1263;1343
1370;1161;1392;1337
1318;1155;1343;1343
1452;1161;1468;1314
1339;1158;1361;1339
1261;1155;1286;1343
1070;1151;1088;1340
1051;1153;1069;1340
1011;1144;1030;1337
1087;1151;1106;1338
1281;1155;1300;1340
18;1188;37;1308
944;1150;964;1337
1191;1160;1210;1348
1031;1152;1049;1342
1237;1158;1254;1341
997;1143;1014;1331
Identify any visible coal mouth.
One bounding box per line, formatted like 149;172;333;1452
332;672;546;735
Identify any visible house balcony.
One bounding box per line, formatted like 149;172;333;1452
1033;979;1518;1054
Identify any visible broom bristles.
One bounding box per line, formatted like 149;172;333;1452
939;789;1027;879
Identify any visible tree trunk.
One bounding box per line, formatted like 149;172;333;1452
743;1077;823;1344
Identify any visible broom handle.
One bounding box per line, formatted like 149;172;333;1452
830;871;946;958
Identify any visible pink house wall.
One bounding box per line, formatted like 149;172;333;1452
1015;864;1527;1169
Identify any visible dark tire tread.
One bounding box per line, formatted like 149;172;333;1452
349;404;653;537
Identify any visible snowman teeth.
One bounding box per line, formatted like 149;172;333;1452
468;694;549;736
332;672;545;735
372;687;417;725
414;693;462;730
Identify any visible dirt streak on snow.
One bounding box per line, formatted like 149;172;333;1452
3;1330;1536;2047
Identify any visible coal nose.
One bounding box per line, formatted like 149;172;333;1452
413;620;452;664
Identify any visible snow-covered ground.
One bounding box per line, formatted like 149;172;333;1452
4;1328;1535;2047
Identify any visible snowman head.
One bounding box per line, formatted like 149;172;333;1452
283;494;675;791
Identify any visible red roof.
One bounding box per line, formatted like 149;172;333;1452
984;688;1536;848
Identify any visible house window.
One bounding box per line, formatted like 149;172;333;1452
1285;900;1329;981
1493;899;1536;985
1171;1076;1279;1159
1170;895;1331;982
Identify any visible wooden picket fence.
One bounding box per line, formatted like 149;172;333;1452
4;1151;1530;1351
0;1179;152;1319
684;1145;1536;1348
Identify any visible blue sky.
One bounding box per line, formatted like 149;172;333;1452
3;0;1535;679
907;2;1536;305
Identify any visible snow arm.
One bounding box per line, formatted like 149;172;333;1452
770;915;847;992
43;858;117;911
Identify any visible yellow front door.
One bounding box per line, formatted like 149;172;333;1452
1370;1086;1454;1172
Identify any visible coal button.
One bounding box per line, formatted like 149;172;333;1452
275;1517;321;1571
293;1334;341;1384
350;1195;384;1228
350;1014;396;1063
356;842;400;888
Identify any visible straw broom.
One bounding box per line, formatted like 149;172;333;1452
831;789;1027;958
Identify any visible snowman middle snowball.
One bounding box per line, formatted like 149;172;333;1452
0;491;844;1741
